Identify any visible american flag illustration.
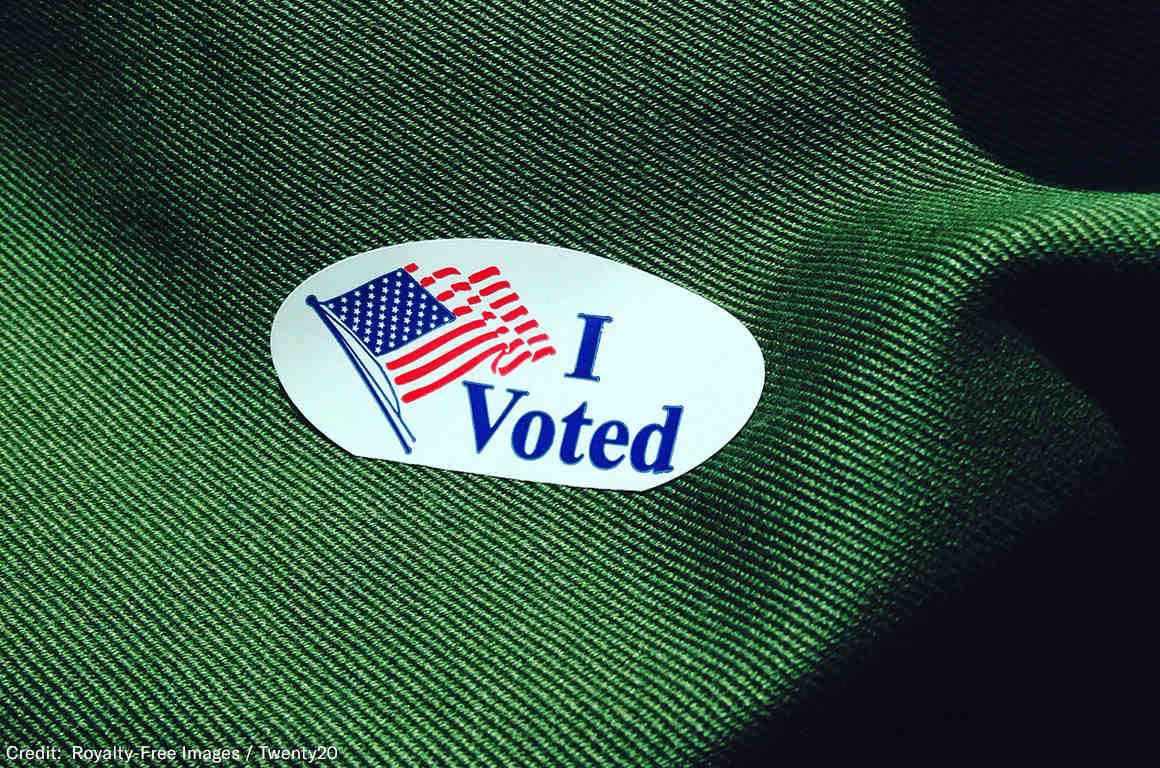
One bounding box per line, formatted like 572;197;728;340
306;262;555;453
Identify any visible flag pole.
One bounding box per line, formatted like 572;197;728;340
306;294;412;454
315;298;414;443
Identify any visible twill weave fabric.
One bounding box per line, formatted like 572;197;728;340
2;1;1159;764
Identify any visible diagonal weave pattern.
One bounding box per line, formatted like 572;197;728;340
3;0;1160;765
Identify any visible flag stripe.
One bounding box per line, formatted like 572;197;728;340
502;306;527;322
375;263;553;402
469;266;500;283
394;329;504;385
479;281;509;296
385;318;487;370
497;350;531;375
401;342;508;403
489;293;519;309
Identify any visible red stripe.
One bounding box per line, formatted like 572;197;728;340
469;266;500;283
497;350;531;375
489;293;519;309
381;261;556;396
385;319;486;370
402;343;506;403
394;329;504;385
479;280;509;297
434;279;472;302
491;339;522;373
501;306;527;322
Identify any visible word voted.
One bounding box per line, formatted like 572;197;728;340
464;314;683;473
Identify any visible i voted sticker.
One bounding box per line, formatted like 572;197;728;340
271;239;764;491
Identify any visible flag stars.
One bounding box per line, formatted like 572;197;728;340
323;268;458;354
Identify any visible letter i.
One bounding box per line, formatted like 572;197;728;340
565;313;613;382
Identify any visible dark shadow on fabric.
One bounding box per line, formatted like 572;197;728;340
992;264;1160;460
707;470;1155;765
906;0;1160;191
706;264;1160;764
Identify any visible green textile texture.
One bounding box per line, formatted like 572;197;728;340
2;0;1158;764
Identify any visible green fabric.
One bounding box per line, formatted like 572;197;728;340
2;1;1158;764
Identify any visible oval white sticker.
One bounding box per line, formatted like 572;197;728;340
271;239;764;491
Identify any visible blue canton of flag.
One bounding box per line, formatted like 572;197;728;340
320;268;457;356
